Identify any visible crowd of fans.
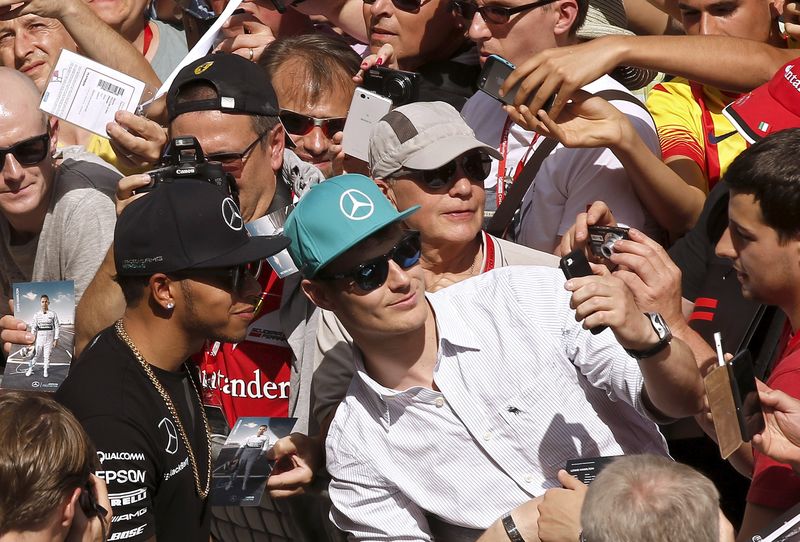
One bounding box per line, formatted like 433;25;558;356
1;0;800;541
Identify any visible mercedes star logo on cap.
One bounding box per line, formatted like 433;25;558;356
221;197;244;231
339;189;375;221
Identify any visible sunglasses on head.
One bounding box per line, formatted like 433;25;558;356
363;0;423;12
392;149;492;189
318;231;422;292
449;0;560;24
174;260;264;294
0;133;50;170
279;110;347;138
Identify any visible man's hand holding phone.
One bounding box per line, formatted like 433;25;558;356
752;382;800;472
563;252;662;352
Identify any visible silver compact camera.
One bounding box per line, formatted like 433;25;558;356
588;226;630;260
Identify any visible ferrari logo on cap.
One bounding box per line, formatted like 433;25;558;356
339;189;374;221
194;61;213;75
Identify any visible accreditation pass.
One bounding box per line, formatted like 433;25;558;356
39;49;145;138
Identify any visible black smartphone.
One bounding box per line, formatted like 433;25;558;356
478;54;555;110
559;249;605;335
588;226;630;261
727;350;766;441
78;480;100;518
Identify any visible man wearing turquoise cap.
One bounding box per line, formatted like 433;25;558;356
285;173;704;541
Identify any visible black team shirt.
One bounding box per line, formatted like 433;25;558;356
56;326;211;541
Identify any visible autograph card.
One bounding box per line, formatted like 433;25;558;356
40;50;145;138
1;281;75;392
210;416;297;507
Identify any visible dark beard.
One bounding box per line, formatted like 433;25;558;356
180;281;248;344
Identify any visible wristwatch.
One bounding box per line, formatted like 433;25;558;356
502;514;526;542
624;312;672;360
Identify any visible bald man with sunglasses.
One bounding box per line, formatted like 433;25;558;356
0;67;118;328
285;173;704;542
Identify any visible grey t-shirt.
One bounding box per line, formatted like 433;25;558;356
0;159;119;316
151;20;188;83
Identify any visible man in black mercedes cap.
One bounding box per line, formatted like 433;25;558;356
56;179;289;542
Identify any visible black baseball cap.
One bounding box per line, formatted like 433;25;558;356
114;179;290;276
166;52;280;122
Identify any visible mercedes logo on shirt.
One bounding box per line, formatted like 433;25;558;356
221;197;244;231
339;189;374;221
158;417;180;455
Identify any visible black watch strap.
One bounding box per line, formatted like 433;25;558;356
502;514;526;542
623;312;672;360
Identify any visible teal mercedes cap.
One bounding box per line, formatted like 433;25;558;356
284;174;420;278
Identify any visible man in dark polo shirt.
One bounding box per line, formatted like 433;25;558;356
57;179;289;541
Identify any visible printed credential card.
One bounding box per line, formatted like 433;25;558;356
1;280;75;392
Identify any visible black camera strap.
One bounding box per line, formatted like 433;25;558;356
485;89;651;240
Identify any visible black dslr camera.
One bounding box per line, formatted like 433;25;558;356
362;66;421;106
134;137;239;204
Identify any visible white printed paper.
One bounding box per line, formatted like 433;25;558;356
153;0;243;101
39;50;145;138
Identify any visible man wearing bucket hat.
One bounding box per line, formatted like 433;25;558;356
285;173;703;541
56;179;289;541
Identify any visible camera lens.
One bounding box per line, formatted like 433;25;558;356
386;77;410;103
600;233;623;259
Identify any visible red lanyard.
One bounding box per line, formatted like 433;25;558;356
142;22;153;56
481;231;496;272
496;117;539;208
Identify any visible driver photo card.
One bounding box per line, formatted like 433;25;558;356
1;280;75;393
210;416;297;507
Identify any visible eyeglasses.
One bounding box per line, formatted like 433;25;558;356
279;110;347;138
206;131;269;177
391;149;492;189
0;133;50;170
363;0;423;13
173;260;264;293
450;0;560;24
318;231;422;292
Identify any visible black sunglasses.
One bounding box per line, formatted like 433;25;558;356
318;231;422;292
0;133;50;170
206;131;269;177
363;0;423;12
173;260;264;294
279;110;347;138
392;149;492;189
450;0;560;24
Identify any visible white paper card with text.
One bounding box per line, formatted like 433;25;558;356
39;49;145;138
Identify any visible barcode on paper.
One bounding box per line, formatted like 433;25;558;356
97;79;124;96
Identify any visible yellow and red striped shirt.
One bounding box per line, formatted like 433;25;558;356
646;77;745;191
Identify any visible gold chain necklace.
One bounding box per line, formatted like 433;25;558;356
115;320;211;499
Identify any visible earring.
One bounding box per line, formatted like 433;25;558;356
166;302;174;310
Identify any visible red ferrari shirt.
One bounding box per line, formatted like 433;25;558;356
196;269;292;428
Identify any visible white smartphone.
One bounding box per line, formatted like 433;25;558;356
342;87;393;162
